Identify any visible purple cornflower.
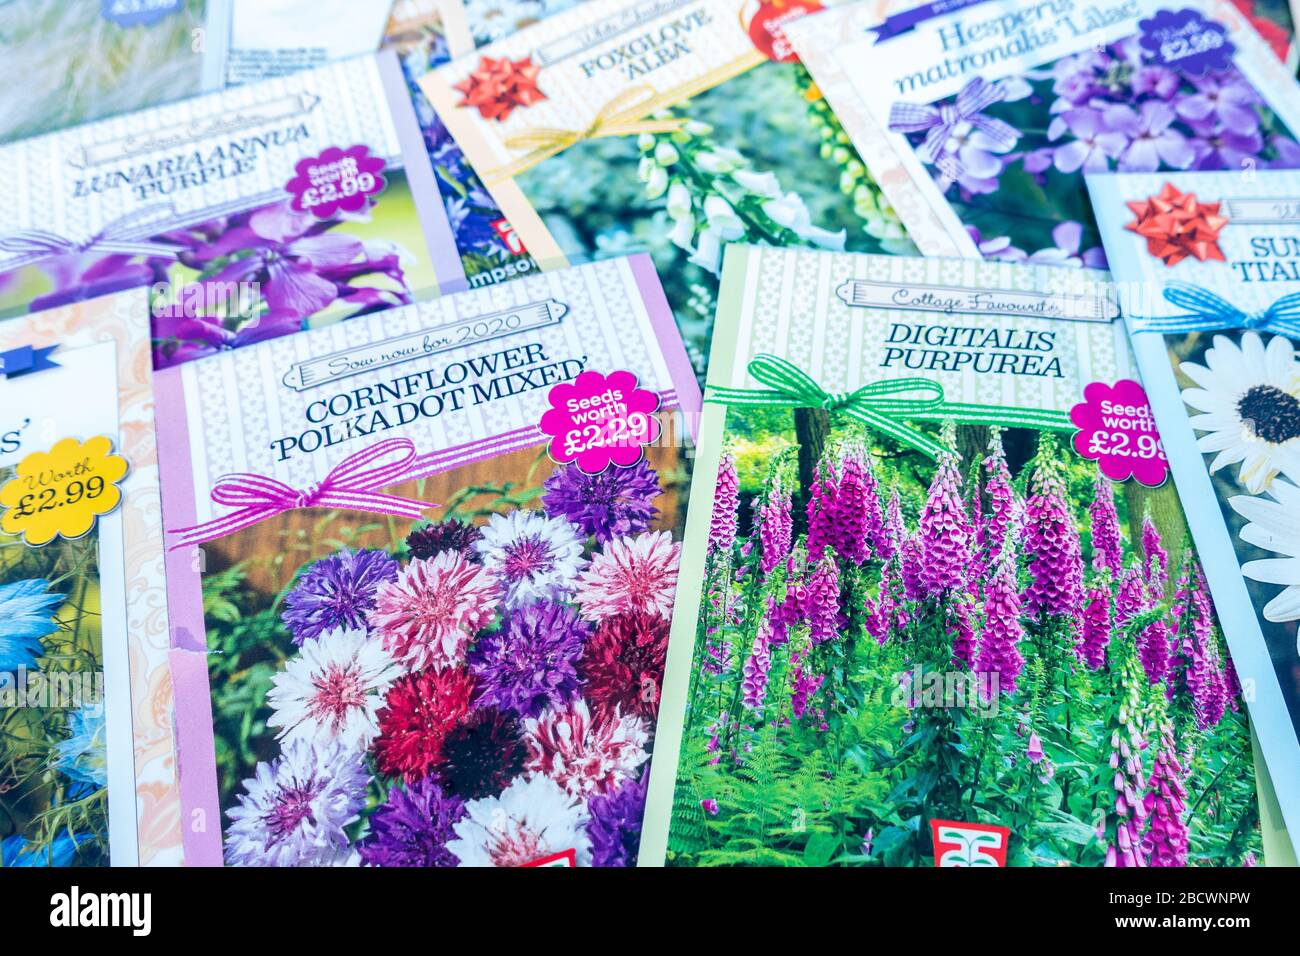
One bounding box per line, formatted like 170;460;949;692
1052;108;1126;173
917;450;972;598
1142;718;1189;867
541;459;661;545
405;519;483;562
281;548;399;645
1103;101;1194;172
1022;464;1084;621
740;623;773;712
1028;221;1108;269
1080;586;1111;671
1089;476;1123;579
587;771;648;867
469;601;589;718
976;553;1025;697
1140;515;1169;595
805;554;842;645
758;478;793;575
708;454;739;557
358;778;466;868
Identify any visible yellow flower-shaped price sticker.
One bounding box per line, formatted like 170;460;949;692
0;436;128;545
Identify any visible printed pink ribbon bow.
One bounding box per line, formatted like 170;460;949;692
168;438;433;550
887;76;1018;184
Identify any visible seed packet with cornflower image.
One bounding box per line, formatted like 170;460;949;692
789;0;1300;264
1088;167;1300;857
155;253;701;866
0;288;180;867
0;0;228;142
0;53;465;372
419;0;916;376
640;244;1265;867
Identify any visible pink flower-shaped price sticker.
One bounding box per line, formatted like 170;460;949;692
540;370;661;475
1070;380;1169;487
285;145;387;219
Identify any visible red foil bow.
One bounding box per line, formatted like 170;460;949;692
1124;182;1228;267
455;56;546;122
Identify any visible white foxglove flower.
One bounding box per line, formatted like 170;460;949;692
644;164;669;199
667;212;695;251
654;141;679;166
694;147;744;174
666;181;692;220
703;195;744;240
732;168;782;199
688;227;723;275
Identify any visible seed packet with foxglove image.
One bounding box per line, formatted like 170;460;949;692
641;244;1265;867
789;0;1300;264
419;0;914;374
1088;166;1300;856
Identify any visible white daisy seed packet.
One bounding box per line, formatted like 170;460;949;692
1089;167;1300;851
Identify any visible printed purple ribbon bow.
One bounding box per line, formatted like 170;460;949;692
168;438;434;550
888;76;1017;184
0;203;185;266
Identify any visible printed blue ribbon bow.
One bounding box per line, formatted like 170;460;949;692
888;77;1018;184
1129;283;1300;338
0;345;59;378
705;354;948;459
0;203;185;266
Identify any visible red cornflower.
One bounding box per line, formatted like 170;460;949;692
373;668;476;783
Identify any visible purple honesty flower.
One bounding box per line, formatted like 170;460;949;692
358;778;466;868
1051;50;1110;105
1103;101;1194;172
1022;464;1084;621
27;252;170;315
1142;720;1189;867
805;554;842;645
1028;221;1108;269
708;453;739;557
1081;586;1111;670
917;451;972;598
541;459;661;545
1052;108;1127;173
587;771;648;867
469;601;589;718
1175;72;1262;135
976;552;1024;697
1089;476;1124;579
281;549;400;646
758;479;793;575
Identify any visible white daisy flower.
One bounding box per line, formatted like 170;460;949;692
447;773;592;867
473;510;587;608
1230;478;1300;644
266;627;400;751
225;740;368;867
1180;332;1300;493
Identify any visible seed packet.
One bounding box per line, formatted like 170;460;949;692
0;288;179;867
418;0;913;373
384;0;544;290
451;0;585;50
788;0;1300;264
0;0;228;143
155;253;700;866
0;53;465;371
640;244;1265;867
219;0;395;86
1088;167;1300;855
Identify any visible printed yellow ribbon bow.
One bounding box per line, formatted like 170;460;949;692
484;86;686;184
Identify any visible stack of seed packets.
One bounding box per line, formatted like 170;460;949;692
0;53;465;370
641;244;1268;867
0;0;226;142
219;0;396;86
0;289;179;867
1088;168;1300;856
155;254;699;867
788;0;1300;263
419;0;913;373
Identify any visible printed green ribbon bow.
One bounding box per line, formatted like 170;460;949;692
705;354;948;459
706;355;1076;456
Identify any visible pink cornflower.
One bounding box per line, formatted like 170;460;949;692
574;531;681;622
